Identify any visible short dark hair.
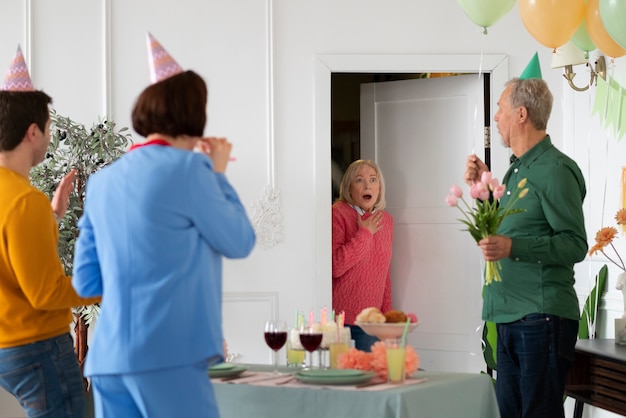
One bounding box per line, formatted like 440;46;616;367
0;90;52;152
132;70;208;138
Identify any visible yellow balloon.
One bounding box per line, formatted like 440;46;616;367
586;0;626;58
519;0;585;49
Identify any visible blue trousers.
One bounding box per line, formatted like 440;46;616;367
349;325;379;352
90;360;218;418
496;314;578;418
0;333;86;418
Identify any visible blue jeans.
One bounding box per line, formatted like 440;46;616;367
496;314;578;418
349;325;379;352
0;333;86;418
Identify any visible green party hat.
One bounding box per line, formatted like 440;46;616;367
520;52;542;80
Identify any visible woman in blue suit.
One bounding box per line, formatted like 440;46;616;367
72;69;255;418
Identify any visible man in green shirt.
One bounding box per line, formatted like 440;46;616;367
464;54;587;417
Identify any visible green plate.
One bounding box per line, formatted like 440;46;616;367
208;364;248;378
295;369;376;385
298;369;364;378
209;363;236;371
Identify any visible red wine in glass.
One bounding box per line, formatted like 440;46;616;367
265;320;287;374
299;333;322;352
264;332;287;350
299;330;323;368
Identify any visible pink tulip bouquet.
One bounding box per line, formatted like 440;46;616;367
445;172;529;285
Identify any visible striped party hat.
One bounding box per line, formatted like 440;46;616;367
146;33;183;84
1;45;35;91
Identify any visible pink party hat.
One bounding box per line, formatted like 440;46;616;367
146;33;183;84
1;45;35;91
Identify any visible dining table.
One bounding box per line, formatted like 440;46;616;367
211;364;500;418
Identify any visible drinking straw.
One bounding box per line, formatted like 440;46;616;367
400;318;411;348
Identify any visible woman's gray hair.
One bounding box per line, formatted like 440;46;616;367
505;77;553;131
337;159;387;211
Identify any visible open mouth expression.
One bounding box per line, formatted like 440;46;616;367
350;165;380;212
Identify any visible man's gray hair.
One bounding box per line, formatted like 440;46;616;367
505;78;553;131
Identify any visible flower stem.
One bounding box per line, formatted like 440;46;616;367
601;248;626;271
610;243;626;271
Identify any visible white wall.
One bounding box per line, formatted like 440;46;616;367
2;1;626;417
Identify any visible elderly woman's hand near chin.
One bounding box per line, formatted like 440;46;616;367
196;137;233;173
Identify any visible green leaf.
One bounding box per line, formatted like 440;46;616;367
30;109;132;283
482;321;497;371
579;264;608;339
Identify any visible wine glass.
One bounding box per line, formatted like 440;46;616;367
264;320;288;374
298;327;323;369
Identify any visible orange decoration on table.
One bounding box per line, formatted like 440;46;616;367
337;341;420;380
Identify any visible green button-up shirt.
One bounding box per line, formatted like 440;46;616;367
483;136;588;323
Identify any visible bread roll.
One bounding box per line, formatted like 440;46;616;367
384;310;408;323
356;307;386;323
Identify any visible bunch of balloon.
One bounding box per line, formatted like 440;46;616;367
586;0;625;59
571;3;596;60
519;0;586;50
599;0;626;52
456;0;516;34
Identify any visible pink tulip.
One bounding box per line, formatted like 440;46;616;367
450;185;463;198
481;171;492;185
489;178;500;191
470;183;485;199
493;184;505;199
445;194;458;206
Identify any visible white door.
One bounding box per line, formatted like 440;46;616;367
361;74;488;373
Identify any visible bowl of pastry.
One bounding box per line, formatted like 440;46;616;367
354;307;419;340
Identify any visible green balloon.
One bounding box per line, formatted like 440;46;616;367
599;0;626;49
571;18;596;53
457;0;517;30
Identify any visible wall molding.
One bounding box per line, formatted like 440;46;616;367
102;0;112;117
224;291;279;317
252;0;284;249
23;0;32;64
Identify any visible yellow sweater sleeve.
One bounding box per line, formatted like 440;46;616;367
0;180;99;347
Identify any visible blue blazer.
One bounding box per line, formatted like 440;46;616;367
72;145;255;375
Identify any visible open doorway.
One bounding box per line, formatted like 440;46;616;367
330;72;484;202
312;52;509;344
321;56;508;372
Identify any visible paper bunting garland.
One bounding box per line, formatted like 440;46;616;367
592;76;626;140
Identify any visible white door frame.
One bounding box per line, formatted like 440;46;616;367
313;54;509;310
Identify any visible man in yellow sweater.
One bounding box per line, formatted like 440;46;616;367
0;46;100;418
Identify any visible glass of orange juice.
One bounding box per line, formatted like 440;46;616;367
385;338;406;384
286;328;306;367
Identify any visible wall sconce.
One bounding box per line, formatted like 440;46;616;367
551;42;606;92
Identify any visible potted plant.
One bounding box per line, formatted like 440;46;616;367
29;109;132;384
